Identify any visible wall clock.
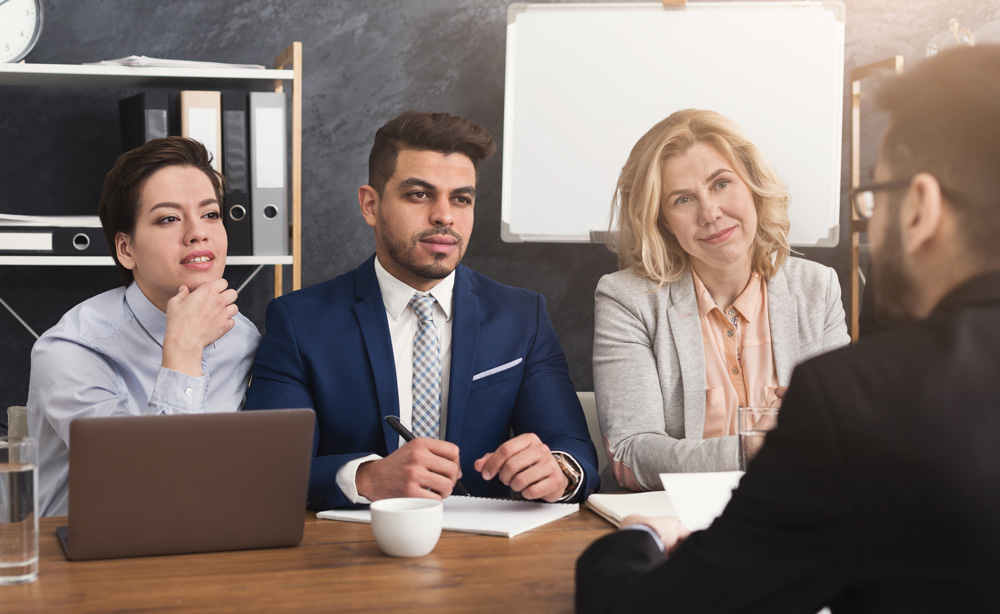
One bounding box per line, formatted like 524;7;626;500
0;0;44;63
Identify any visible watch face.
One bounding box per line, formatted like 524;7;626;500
0;0;43;63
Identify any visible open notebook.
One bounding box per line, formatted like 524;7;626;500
318;496;578;538
586;491;676;527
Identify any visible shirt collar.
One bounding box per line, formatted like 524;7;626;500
373;255;455;322
125;281;168;345
732;273;763;323
690;269;763;323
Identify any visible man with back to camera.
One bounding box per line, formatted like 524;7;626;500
245;110;599;509
575;44;1000;613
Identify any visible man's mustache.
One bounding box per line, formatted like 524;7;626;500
416;228;463;243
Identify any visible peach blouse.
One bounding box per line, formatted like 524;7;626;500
691;271;780;439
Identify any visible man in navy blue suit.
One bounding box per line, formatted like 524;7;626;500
246;110;598;510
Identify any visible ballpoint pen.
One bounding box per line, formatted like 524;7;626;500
384;415;471;497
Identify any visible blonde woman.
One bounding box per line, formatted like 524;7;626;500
594;109;849;491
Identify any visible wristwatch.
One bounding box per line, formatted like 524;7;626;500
552;451;583;500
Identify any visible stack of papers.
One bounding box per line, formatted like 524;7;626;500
85;55;265;70
318;496;579;538
0;213;101;228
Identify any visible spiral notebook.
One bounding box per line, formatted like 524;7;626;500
317;496;578;538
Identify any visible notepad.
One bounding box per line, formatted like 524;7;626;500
586;491;676;527
659;471;744;532
317;496;579;538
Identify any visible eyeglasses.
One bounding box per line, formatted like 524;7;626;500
851;178;913;220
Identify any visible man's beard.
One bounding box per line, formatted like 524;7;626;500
872;215;919;327
378;220;465;282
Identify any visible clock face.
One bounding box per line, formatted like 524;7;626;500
0;0;44;63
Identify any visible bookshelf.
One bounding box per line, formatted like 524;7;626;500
0;42;303;296
849;55;903;340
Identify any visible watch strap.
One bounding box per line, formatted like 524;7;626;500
552;451;583;501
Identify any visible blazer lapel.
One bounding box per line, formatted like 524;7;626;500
767;268;799;385
445;265;479;446
353;256;401;453
667;272;709;440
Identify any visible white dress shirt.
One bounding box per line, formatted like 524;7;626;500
27;282;260;517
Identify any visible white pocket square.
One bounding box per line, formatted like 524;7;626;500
472;357;524;381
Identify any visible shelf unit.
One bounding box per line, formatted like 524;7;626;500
0;42;303;296
849;55;903;341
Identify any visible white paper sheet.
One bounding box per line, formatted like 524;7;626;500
317;495;578;538
659;472;744;532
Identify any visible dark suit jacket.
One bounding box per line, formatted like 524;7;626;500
577;271;1000;613
245;255;599;509
859;262;890;339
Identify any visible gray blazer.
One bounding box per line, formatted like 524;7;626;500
593;257;850;490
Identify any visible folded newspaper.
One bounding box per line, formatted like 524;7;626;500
85;55;265;70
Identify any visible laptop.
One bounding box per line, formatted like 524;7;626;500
58;408;315;561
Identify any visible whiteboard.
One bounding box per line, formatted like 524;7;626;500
501;2;845;247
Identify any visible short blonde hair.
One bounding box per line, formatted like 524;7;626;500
609;109;791;285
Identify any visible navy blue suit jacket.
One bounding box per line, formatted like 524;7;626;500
245;255;599;509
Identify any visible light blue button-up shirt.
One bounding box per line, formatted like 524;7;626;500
27;282;260;517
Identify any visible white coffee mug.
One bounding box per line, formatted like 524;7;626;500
370;498;443;557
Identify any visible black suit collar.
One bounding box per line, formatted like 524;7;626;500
933;269;1000;315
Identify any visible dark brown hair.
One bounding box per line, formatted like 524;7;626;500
98;137;224;285
877;44;1000;265
367;110;496;195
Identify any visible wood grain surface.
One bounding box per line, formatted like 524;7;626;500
1;510;615;613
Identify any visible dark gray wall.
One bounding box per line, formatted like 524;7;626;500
2;0;999;407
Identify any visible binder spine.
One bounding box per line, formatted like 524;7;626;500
0;227;109;255
119;92;169;153
249;92;288;256
222;94;253;256
180;90;223;172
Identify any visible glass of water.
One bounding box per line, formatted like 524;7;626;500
738;407;779;471
0;437;38;584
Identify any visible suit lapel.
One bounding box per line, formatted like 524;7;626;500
445;265;479;446
667;271;709;440
354;256;401;453
767;268;799;385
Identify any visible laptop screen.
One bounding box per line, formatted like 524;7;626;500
63;408;314;560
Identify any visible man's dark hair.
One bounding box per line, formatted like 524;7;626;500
367;110;496;195
877;44;1000;265
98;137;224;285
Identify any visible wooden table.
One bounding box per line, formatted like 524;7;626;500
2;509;614;613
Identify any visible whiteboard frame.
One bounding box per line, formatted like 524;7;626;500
501;1;845;247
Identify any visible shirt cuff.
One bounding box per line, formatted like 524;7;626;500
622;524;666;553
552;451;584;502
335;454;382;505
148;367;209;413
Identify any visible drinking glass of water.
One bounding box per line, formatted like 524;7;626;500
0;437;38;584
738;407;779;471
